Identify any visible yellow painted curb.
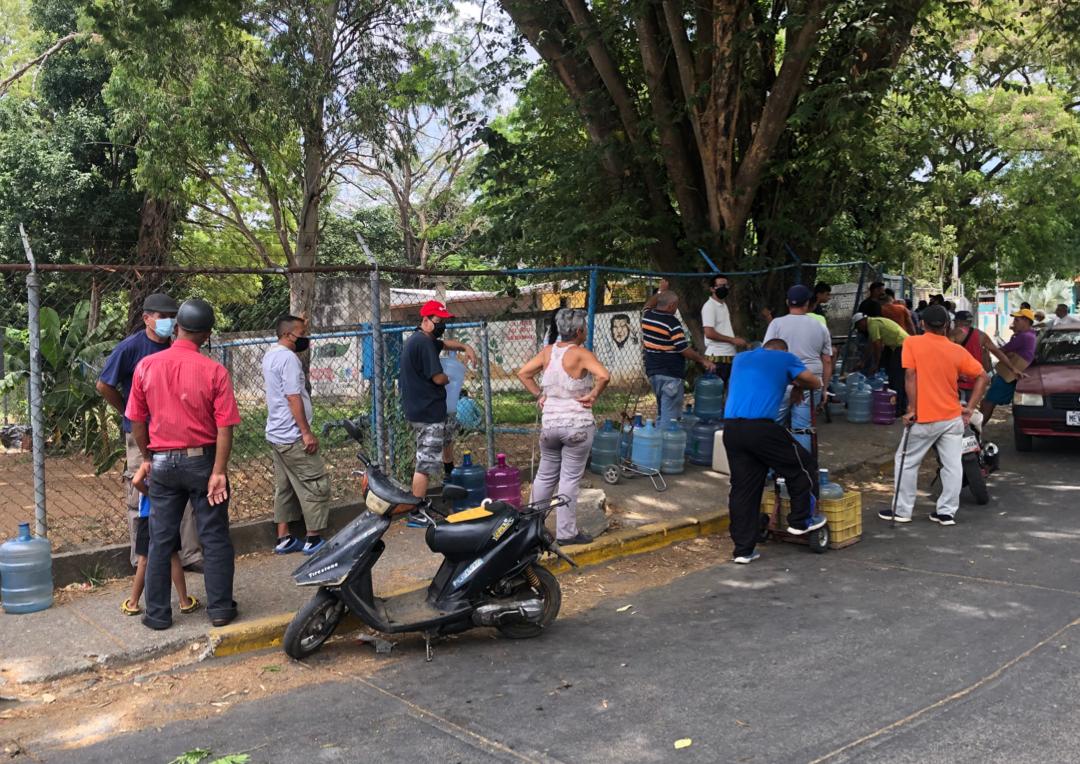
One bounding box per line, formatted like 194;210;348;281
208;510;730;658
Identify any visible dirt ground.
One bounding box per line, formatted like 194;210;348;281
0;535;733;756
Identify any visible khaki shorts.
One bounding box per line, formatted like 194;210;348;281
410;419;453;475
270;440;332;531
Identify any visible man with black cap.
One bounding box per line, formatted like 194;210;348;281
97;293;202;573
879;305;988;526
126;299;241;630
764;284;832;452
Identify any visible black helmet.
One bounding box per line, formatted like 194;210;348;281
142;293;179;314
176;299;216;332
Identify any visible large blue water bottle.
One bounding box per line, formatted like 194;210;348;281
590;420;620;474
818;469;844;500
449;451;487;510
631;419;663;471
693;373;725;420
680;404;699;455
661;421;687;474
455;392;483;430
0;523;53;614
846;383;873;424
688;419;722;466
442;352;466;414
619;415;642;461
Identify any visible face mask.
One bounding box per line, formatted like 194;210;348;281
293;336;310;353
153;318;175;339
431;322;446;339
714;287;729;300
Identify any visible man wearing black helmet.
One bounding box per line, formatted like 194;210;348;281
97;293;202;574
126;299;242;630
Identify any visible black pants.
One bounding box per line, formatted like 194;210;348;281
724;419;819;557
882;346;906;415
146;448;236;628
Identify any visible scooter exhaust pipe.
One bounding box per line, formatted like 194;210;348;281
472;597;545;627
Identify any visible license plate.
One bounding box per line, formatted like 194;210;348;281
962;435;979;453
1068;411;1080;427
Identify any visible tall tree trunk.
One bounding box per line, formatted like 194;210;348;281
292;126;321;327
127;195;176;334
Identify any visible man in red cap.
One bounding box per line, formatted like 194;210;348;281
399;300;478;498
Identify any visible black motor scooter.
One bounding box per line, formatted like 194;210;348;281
283;421;576;660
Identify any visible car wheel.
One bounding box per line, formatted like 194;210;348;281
1013;423;1033;453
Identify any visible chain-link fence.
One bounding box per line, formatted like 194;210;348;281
0;254;908;552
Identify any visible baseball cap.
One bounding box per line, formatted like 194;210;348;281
850;312;868;325
1010;308;1036;322
787;284;813;306
142;293;179;314
922;304;949;327
420;300;454;319
953;310;974;323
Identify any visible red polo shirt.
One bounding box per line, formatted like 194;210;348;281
126;339;241;451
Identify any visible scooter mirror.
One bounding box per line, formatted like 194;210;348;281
442;483;468;501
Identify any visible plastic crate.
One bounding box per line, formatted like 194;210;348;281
759;489;862;549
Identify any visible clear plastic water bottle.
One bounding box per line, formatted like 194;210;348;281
0;523;53;614
818;469;844;500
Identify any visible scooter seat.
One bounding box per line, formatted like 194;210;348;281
425;503;517;561
367;469;420;507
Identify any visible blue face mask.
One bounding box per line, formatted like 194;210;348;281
154;317;176;339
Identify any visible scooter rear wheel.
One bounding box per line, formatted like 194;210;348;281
962;454;989;505
497;566;561;640
283;588;345;660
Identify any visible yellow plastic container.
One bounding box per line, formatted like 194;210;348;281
759;488;862;549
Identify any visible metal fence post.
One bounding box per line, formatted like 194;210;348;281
19;224;47;538
479;321;496;465
841;261;870;377
369;269;386;472
586;266;599;350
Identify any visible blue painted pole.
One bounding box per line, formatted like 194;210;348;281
586;267;600;350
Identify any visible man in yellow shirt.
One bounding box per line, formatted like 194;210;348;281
852;312;909;417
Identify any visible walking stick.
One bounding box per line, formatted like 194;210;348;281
891;422;913;529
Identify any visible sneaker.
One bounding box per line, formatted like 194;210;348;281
733;551;761;564
556;532;593;546
274;535;303;554
405;511;426;528
786;514;827;536
878;509;912;523
302;537;326;555
929;512;956;526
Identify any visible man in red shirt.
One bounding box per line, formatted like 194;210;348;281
126;299;242;630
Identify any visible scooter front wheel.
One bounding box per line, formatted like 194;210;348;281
497;566;561;640
283;588;346;660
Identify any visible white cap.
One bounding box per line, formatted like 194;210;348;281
851;312;868;325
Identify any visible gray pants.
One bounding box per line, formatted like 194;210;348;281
893;416;964;519
530;424;596;539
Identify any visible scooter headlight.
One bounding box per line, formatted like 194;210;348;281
1016;393;1044;407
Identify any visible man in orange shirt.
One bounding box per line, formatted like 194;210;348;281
878;305;989;526
881;289;917;335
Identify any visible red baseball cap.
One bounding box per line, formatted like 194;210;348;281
420;300;454;319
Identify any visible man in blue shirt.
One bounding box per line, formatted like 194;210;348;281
723;339;825;563
96;293;202;570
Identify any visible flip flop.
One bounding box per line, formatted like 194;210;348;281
120;598;142;616
179;595;201;614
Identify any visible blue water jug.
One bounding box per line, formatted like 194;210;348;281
442;352;466;414
0;523;53;614
818;469;844;500
618;419;634;461
844;372;866;400
449;451;487;510
846;383;872;424
661;421;687;474
680;404;699;455
631;419;663;472
590;420;621;474
693;373;725;420
688;419;722;466
455;393;483;430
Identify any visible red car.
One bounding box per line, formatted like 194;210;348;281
1013;326;1080;450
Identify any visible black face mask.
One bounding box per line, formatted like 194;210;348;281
714;286;730;299
431;322;447;339
293;336;310;353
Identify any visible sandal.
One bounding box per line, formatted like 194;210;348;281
179;595;201;614
120;598;142;616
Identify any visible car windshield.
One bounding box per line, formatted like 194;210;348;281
1035;329;1080;364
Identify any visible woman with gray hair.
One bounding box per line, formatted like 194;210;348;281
517;308;611;545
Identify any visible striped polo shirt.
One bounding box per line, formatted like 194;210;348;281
641;308;689;378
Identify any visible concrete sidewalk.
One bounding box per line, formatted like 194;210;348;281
0;417;901;686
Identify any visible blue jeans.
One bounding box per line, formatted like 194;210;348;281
146;449;236;628
776;388;821;454
649;374;684;427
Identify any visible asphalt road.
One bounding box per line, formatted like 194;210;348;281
40;427;1080;764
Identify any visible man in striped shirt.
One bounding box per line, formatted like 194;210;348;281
642;291;715;426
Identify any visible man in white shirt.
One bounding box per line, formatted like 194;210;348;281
701;274;748;387
764;285;833;452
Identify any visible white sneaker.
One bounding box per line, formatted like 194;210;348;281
733;551;761;564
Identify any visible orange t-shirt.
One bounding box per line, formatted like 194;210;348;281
901;333;985;423
881;303;914;333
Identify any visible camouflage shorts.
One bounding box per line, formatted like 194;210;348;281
410;419;454;475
